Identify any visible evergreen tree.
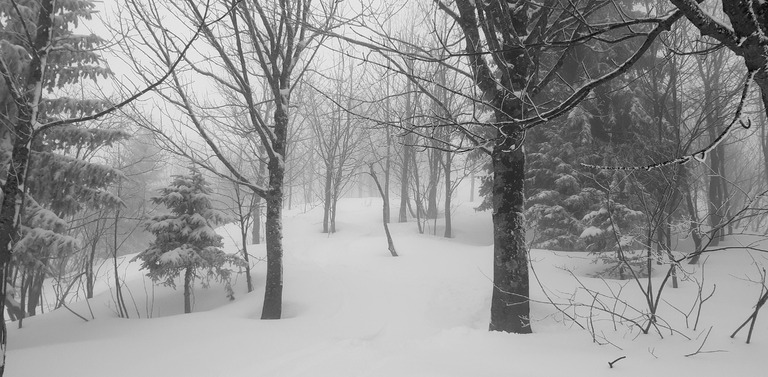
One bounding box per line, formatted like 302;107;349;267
135;167;240;314
13;125;127;316
0;0;126;319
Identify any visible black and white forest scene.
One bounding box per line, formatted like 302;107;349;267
0;1;766;376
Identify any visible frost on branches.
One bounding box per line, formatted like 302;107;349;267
135;167;242;313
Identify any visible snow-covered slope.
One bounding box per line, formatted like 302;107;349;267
7;198;765;376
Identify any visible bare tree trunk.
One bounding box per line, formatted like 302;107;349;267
288;183;293;211
488;128;530;333
85;229;98;299
261;103;288;320
762;101;768;188
25;269;44;316
322;163;332;233
426;147;440;219
369;165;398;257
0;0;52;365
411;151;425;234
697;51;728;245
240;213;254;293
16;271;28;326
253;160;266;244
356;168;363;198
444;151;452;238
383;135;392;224
113;179;129;318
183;267;193;314
399;71;414;223
252;198;262;244
470;171;475;202
330;192;338;234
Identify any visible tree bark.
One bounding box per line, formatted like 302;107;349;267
322;163;333;233
369;165;397;257
399;68;414;223
470;171;475;202
384;109;392;224
426;147;440;219
85;226;98;299
444;150;452;238
183;267;193;314
240;211;253;293
252;197;262;244
0;2;55;371
488;127;531;333
261;103;287;320
25;269;44;316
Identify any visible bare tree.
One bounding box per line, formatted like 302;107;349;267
119;0;341;319
305;56;366;234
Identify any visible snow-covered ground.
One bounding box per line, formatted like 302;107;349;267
7;198;765;376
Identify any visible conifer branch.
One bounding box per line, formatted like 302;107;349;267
10;0;36;55
0;55;23;104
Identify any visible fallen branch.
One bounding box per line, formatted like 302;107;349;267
731;268;768;344
608;356;626;368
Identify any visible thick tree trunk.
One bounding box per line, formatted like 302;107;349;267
0;5;52;367
183;267;193;314
0;82;34;377
262;187;284;319
261;102;287;320
488;127;531;334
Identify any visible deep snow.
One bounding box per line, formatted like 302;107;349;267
7;198;765;376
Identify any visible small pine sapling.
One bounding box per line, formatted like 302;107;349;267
135;167;242;313
580;200;645;279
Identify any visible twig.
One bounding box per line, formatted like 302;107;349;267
608;356;626;368
60;302;89;323
731;271;768;343
685;326;726;357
